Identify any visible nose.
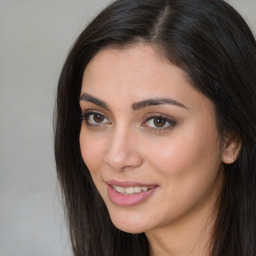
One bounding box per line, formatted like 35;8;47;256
104;126;143;171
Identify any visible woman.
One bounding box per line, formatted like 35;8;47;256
55;0;256;255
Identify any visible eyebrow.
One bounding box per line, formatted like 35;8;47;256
132;98;188;111
80;93;188;111
80;93;110;110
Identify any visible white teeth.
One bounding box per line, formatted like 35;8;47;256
125;187;134;194
113;186;150;195
134;186;142;193
116;186;125;193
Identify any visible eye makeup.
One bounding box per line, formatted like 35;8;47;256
81;109;177;133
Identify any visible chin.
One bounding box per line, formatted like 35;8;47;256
108;210;150;234
112;221;147;234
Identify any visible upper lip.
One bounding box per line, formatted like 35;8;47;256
106;179;158;187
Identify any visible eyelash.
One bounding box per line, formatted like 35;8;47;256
142;114;177;132
81;110;111;127
81;110;177;132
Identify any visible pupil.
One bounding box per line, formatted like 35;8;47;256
154;118;166;127
93;114;104;123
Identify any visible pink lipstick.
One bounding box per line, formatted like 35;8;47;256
106;180;158;206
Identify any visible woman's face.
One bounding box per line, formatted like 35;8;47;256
79;44;224;234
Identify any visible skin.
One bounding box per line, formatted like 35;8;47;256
79;44;236;255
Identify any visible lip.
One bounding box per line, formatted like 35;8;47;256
106;180;158;207
106;179;158;187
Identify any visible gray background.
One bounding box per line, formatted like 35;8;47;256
0;1;255;255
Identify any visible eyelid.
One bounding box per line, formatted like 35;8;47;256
143;112;177;122
81;109;177;132
81;109;111;126
81;108;109;118
142;113;177;131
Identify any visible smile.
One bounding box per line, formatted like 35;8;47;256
113;185;154;195
106;181;158;206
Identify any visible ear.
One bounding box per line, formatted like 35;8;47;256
222;133;242;164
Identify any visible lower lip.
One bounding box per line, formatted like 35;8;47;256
107;185;158;206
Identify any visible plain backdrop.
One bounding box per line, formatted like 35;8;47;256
0;1;255;255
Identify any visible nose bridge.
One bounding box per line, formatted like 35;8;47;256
104;123;142;171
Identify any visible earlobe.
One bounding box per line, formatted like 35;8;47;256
222;135;241;164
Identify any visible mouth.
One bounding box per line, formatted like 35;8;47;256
113;185;156;195
106;180;158;206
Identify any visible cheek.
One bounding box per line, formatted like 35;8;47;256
143;132;222;219
79;127;104;179
143;123;222;179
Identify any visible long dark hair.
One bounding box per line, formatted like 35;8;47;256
55;0;256;255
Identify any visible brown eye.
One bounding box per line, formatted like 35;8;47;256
83;111;110;126
93;113;105;123
143;115;177;131
153;117;166;127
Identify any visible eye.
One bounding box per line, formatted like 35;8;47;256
82;111;111;126
142;115;176;131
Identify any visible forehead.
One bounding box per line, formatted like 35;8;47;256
81;43;212;112
83;44;168;81
82;44;184;90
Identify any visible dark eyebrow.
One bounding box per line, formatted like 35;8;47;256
80;93;188;111
132;98;188;111
80;93;110;110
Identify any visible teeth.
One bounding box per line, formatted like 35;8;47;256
134;186;142;193
113;186;151;195
116;186;124;193
125;187;134;194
